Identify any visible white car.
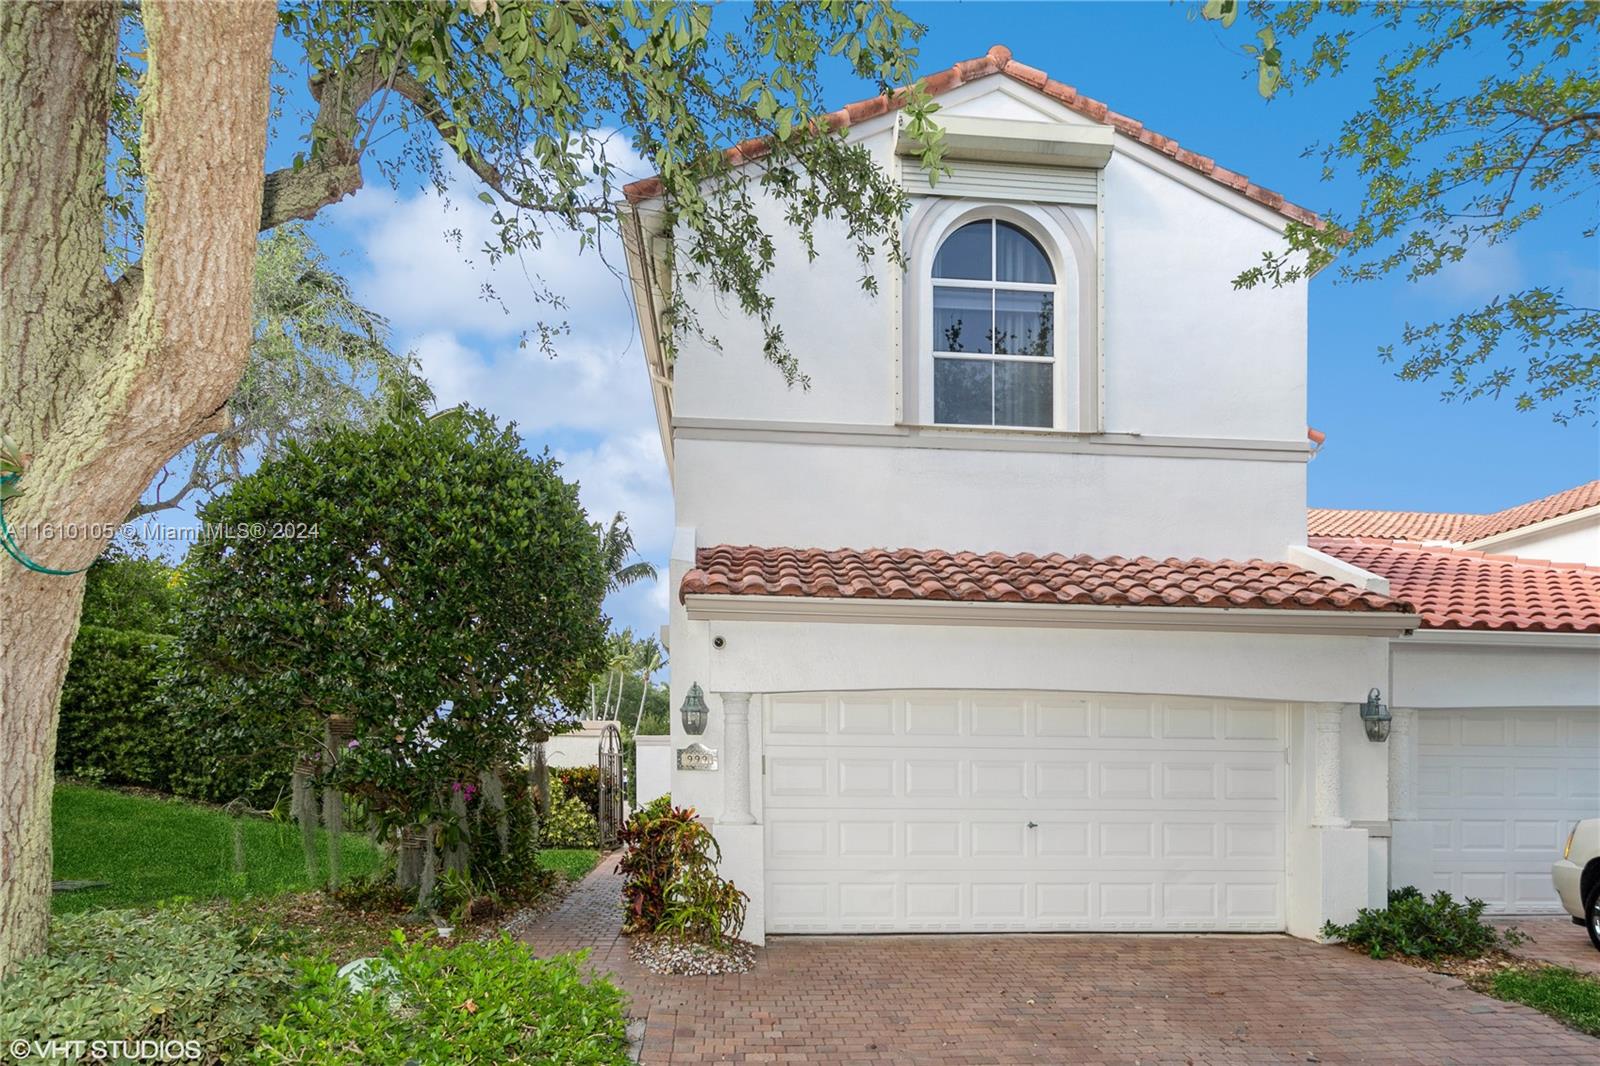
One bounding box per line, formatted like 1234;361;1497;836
1554;818;1600;951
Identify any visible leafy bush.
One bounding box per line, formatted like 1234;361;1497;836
253;936;629;1065
1322;886;1518;959
616;802;746;944
170;403;609;884
0;908;298;1064
539;775;599;849
552;764;602;814
54;624;287;807
56;625;176;789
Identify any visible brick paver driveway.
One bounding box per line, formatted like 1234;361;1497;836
523;860;1597;1064
1493;916;1600;975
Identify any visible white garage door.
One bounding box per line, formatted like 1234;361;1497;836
1411;708;1600;913
763;691;1288;933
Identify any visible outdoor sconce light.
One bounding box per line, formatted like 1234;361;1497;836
679;682;709;736
1360;687;1391;742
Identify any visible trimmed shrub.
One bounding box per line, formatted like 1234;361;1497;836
54;625;289;807
252;937;629;1065
55;626;176;790
539;776;599;849
552;765;601;814
1322;886;1520;959
0;907;298;1064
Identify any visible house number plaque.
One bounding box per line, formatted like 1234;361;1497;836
676;743;719;771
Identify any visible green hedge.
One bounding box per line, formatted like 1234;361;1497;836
56;624;288;807
56;625;177;790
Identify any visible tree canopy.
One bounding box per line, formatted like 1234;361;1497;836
1201;0;1598;422
171;402;610;844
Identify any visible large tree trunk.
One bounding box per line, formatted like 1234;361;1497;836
0;0;276;973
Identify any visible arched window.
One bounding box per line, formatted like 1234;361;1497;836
930;219;1057;428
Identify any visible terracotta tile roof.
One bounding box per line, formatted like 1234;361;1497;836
1308;480;1600;545
624;44;1320;227
1307;508;1478;542
1464;480;1600;541
1313;537;1600;634
682;545;1406;613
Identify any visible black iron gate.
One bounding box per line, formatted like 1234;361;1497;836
597;724;624;850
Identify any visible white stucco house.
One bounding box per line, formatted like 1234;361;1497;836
618;46;1600;945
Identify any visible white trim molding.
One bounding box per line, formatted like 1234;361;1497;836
1464;503;1600;552
1286;544;1392;595
895;113;1115;170
672;415;1313;463
1398;628;1600;650
684;593;1421;637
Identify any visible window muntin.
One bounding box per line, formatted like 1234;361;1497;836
930;220;1057;427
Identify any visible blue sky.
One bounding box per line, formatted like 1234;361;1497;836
259;1;1595;639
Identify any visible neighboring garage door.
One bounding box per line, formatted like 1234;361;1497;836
1411;707;1600;913
763;691;1288;933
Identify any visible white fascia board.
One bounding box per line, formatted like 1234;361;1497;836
1464;504;1600;551
683;593;1420;637
620;204;675;477
1285;544;1391;595
895;113;1115;169
1398;628;1600;650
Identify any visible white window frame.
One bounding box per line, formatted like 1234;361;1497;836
901;199;1097;433
929;219;1060;429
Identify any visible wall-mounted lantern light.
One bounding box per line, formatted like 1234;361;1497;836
1360;687;1391;742
679;682;709;736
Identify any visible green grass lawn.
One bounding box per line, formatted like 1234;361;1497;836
537;848;600;882
1488;966;1600;1036
52;783;383;914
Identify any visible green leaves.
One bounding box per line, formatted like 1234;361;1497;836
172;399;610;863
274;0;930;384
1202;1;1599;421
254;940;629;1064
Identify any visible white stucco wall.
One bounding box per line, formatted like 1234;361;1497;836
1392;636;1600;709
633;734;672;806
1471;511;1600;565
664;75;1310;565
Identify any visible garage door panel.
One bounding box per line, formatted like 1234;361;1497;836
1412;708;1599;914
765;692;1287;932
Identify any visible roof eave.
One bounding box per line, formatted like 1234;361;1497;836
683;593;1419;637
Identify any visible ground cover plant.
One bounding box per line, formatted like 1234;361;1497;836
253;935;630;1065
1321;885;1519;960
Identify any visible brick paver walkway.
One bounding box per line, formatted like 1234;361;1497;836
1493;916;1600;974
523;858;1598;1064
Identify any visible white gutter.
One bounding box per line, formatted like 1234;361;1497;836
683;593;1420;637
1397;628;1600;650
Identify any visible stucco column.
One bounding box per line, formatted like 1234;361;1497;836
1388;707;1418;822
720;691;755;825
1312;703;1349;828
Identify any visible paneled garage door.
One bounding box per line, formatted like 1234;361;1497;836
1410;708;1600;913
763;691;1288;933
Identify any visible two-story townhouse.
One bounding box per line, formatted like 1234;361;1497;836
620;47;1600;945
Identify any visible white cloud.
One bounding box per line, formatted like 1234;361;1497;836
556;428;673;556
337;144;673;634
408;329;654;438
